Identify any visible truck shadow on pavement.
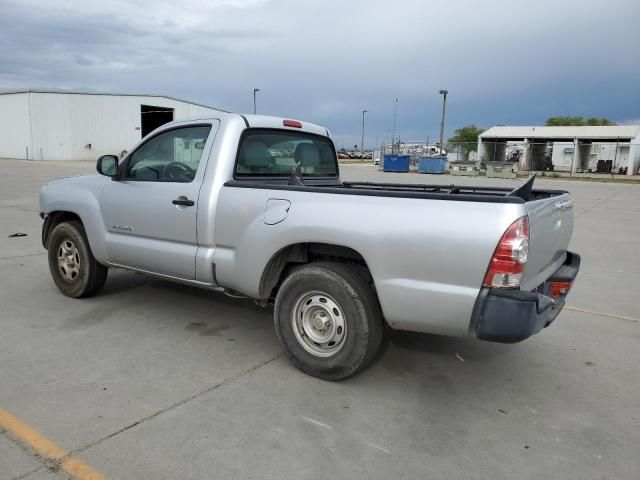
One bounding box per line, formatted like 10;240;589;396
74;270;522;380
388;330;514;362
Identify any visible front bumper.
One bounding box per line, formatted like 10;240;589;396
472;252;581;343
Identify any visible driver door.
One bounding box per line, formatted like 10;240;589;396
100;123;216;279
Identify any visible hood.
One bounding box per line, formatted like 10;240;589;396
45;173;105;188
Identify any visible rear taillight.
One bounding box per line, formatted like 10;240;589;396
483;216;529;288
549;281;572;299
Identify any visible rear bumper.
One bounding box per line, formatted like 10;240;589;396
472;252;581;343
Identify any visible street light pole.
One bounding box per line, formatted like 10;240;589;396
361;110;368;158
439;89;448;157
253;88;260;114
392;98;398;154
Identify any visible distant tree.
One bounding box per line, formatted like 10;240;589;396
586;117;617;126
545;116;586;126
448;124;485;154
545;116;616;126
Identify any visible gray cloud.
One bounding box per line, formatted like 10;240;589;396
1;0;638;147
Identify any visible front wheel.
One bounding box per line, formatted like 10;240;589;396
274;262;384;380
47;221;108;298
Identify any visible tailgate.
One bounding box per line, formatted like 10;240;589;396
520;193;574;291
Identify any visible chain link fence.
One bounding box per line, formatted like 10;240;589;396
371;140;634;175
475;140;632;175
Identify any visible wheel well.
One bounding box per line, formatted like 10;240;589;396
259;243;372;298
42;211;82;249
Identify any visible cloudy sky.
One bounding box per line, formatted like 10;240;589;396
1;0;638;147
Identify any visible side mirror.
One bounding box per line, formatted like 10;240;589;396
97;155;119;177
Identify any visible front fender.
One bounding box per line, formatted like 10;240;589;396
39;177;109;263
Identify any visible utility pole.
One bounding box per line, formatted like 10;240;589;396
439;89;448;157
361;110;368;158
253;88;260;114
392;98;398;154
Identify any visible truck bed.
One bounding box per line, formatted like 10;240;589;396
225;177;567;204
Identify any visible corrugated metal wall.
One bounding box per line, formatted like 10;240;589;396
0;93;32;159
627;136;640;175
0;92;223;161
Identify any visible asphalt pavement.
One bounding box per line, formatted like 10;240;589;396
0;159;638;480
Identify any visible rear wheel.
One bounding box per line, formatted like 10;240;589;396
274;262;384;380
47;221;108;298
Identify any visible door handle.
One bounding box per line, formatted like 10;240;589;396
172;196;195;207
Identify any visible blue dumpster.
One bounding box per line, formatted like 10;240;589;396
417;156;447;174
383;154;410;172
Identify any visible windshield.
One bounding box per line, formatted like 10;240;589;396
235;129;338;178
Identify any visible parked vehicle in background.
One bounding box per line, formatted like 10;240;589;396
39;113;580;380
337;152;350;160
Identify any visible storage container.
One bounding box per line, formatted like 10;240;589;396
450;162;479;176
417;156;447;174
383;154;410;172
486;162;518;179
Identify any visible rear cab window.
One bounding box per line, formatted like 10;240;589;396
234;129;338;179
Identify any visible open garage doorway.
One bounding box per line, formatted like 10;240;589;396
140;105;174;137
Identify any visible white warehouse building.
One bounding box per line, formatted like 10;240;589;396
478;125;640;176
0;89;226;161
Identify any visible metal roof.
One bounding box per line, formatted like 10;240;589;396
0;88;228;112
480;125;640;140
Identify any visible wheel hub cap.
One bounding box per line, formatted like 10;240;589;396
292;292;347;357
312;312;331;331
57;239;81;282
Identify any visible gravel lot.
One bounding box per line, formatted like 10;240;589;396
1;159;638;480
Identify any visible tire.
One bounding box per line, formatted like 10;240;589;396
274;262;384;380
47;221;108;298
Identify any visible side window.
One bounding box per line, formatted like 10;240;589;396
125;126;212;182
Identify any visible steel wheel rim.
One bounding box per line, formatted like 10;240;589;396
57;239;81;282
292;291;347;357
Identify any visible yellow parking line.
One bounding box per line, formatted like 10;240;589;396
565;305;640;323
0;408;104;480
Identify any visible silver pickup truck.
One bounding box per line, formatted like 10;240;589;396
39;114;580;380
